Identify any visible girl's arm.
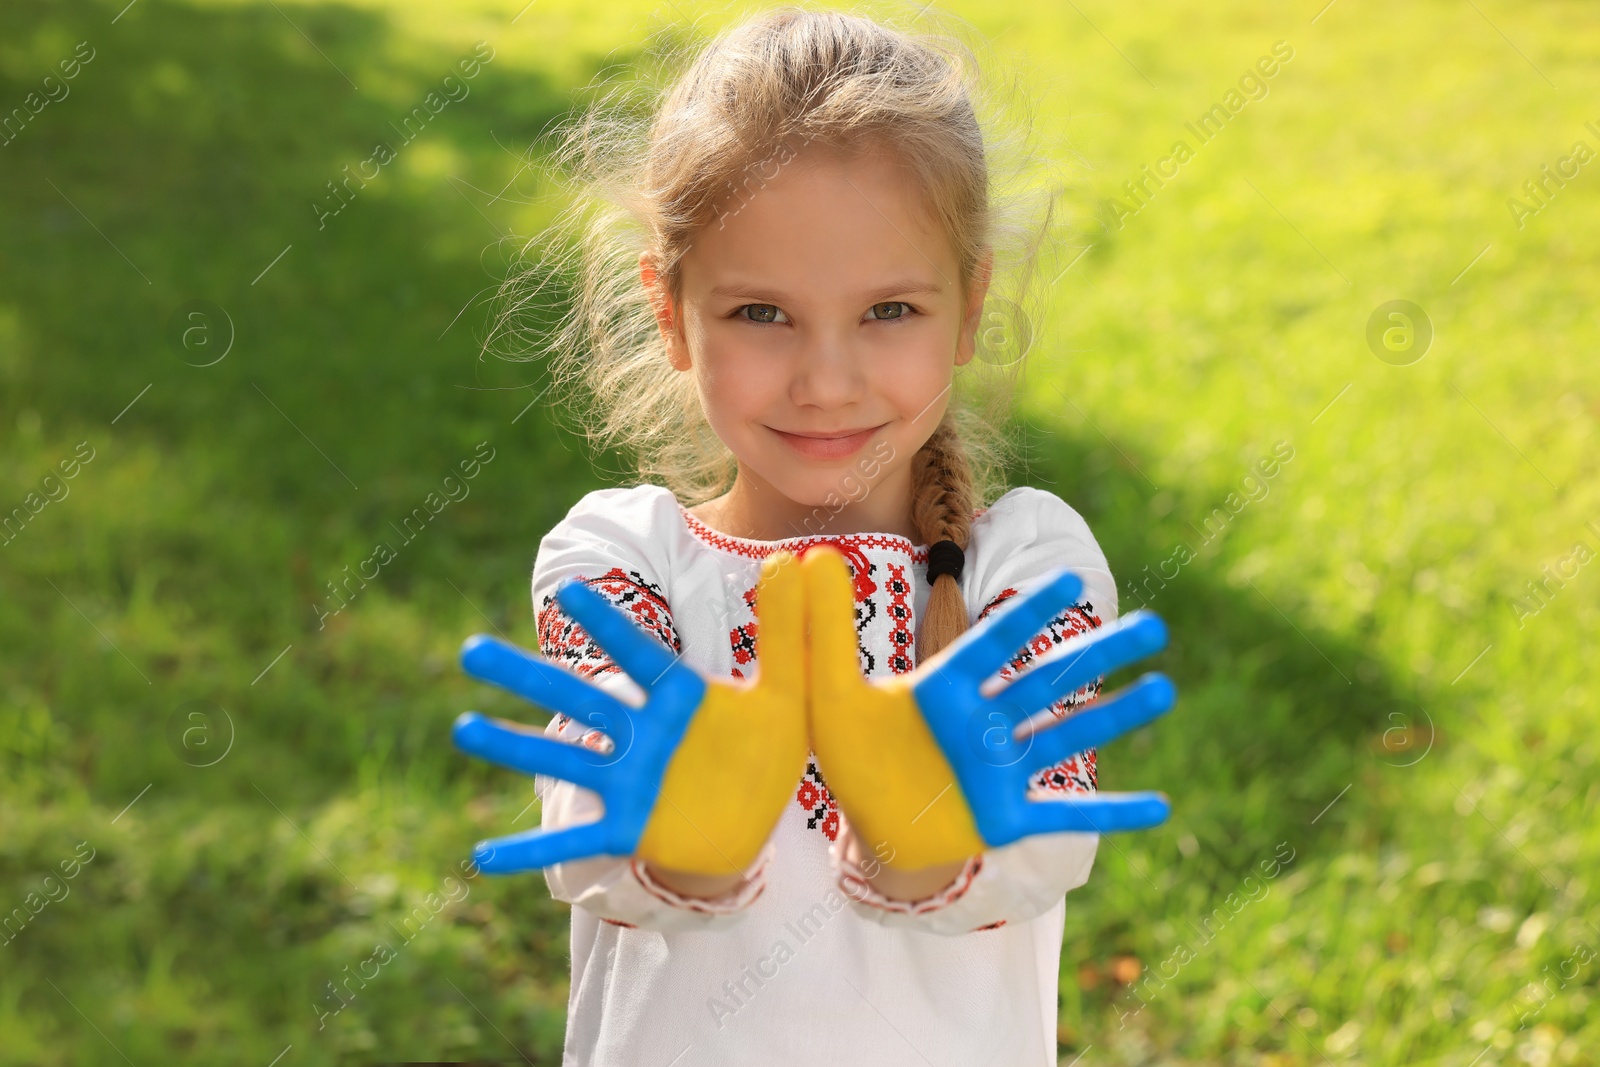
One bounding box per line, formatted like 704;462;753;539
837;830;970;901
643;866;750;899
828;487;1114;934
524;487;774;930
534;692;774;929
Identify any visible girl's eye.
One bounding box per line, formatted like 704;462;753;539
865;301;913;321
737;304;788;325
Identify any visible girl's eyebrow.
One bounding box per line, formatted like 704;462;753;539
706;280;944;303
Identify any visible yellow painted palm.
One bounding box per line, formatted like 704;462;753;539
454;551;811;876
801;546;1174;871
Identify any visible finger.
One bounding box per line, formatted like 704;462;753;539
753;551;806;694
1014;790;1170;836
802;547;867;695
937;569;1084;685
1019;673;1175;773
461;634;632;731
556;578;688;693
471;820;617;873
452;711;616;792
993;611;1167;721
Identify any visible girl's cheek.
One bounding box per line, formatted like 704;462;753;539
703;351;771;410
879;351;952;420
698;355;784;448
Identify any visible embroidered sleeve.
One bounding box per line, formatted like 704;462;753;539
534;566;681;739
524;496;767;929
974;587;1103;797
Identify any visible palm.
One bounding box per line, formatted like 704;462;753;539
802;547;1174;871
453;552;809;876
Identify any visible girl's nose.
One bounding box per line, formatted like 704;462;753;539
788;336;866;410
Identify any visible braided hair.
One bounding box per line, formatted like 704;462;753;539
911;416;977;661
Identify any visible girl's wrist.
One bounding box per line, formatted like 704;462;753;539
840;819;970;902
641;862;748;901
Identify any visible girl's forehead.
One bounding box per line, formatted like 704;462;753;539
761;142;923;206
683;149;955;296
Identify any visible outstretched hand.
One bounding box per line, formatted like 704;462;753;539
802;546;1174;872
453;552;810;876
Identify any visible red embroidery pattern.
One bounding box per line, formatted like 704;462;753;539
678;506;931;566
796;760;840;842
977;587;1103;794
730;583;759;677
565;727;615;756
536;567;679;732
884;562;914;674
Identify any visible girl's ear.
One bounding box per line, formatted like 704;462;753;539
639;251;692;371
954;247;995;368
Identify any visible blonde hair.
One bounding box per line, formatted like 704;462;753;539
488;3;1063;660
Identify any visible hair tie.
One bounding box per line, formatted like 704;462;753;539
925;538;965;584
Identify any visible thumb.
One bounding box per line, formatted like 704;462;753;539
802;547;865;704
751;550;805;695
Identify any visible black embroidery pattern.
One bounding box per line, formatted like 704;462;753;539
536;567;679;730
976;589;1103;793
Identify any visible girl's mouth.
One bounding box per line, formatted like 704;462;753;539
768;423;884;460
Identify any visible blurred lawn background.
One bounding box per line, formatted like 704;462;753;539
1;0;1597;1063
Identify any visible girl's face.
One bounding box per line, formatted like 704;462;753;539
642;144;991;532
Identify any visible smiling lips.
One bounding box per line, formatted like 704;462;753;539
770;424;883;460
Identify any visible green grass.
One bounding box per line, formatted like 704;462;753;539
0;0;1596;1064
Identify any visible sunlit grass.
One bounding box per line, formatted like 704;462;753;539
0;0;1595;1063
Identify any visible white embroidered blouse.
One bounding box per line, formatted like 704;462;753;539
526;483;1117;1067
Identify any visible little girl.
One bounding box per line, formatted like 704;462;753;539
496;7;1129;1064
